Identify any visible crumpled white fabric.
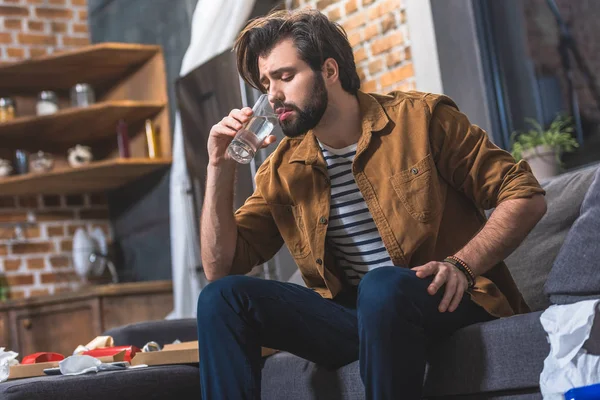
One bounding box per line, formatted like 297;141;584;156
540;299;600;399
0;348;19;382
59;355;102;376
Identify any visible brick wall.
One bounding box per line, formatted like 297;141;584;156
523;0;600;121
0;0;113;300
291;0;414;93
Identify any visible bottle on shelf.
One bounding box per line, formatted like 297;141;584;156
116;119;131;158
144;119;161;159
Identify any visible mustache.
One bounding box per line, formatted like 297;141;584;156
281;102;302;113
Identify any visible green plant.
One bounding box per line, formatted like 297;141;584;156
510;114;579;162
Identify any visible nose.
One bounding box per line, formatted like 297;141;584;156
267;87;284;109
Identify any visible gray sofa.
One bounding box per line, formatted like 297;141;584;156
1;163;599;399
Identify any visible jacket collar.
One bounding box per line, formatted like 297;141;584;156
289;90;390;165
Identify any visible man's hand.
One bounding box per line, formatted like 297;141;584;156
411;261;469;313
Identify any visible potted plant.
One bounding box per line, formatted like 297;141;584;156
510;115;579;181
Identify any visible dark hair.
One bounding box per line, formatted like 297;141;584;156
234;9;361;95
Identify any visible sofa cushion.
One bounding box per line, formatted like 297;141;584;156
0;365;200;400
103;318;198;348
261;311;548;398
501;164;598;311
545;166;600;304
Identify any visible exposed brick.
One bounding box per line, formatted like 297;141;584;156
368;58;384;75
62;36;89;46
2;0;22;3
348;30;361;48
357;67;366;81
27;258;45;270
4;18;22;30
49;256;69;268
30;288;50;297
4;259;21;272
361;79;378;93
49;0;66;4
67;224;85;235
0;212;28;223
27;20;45;31
72;22;88;34
6;47;25;58
353;47;367;63
368;0;402;20
386;49;404;68
41;271;76;284
50;21;67;33
35;7;73;19
404;45;411;60
342;10;367;32
47;225;65;237
0;197;16;208
371;31;404;55
26;0;44;4
0;245;7;256
6;274;34;286
29;47;48;57
380;62;414;88
9;289;25;299
78;9;87;21
0;5;29;17
60;239;73;252
0;229;14;240
12;241;53;254
71;0;86;5
80;209;109;220
327;5;342;21
345;0;357;15
35;210;75;221
364;22;380;41
19;195;38;208
316;0;336;10
23;225;41;239
363;0;376;5
381;13;397;34
0;33;12;44
18;32;56;45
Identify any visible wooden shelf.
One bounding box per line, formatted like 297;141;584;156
0;158;171;195
0;100;165;149
0;43;161;94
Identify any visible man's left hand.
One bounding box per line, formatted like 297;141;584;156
411;261;469;313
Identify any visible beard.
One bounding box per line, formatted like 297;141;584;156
279;72;328;138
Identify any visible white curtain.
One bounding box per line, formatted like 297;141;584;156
168;0;257;319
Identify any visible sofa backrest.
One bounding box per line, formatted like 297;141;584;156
502;164;599;312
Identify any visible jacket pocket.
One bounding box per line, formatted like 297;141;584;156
390;154;443;223
269;204;311;258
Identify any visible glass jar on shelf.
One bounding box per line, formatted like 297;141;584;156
30;151;54;173
36;91;59;116
0;97;16;122
70;83;95;108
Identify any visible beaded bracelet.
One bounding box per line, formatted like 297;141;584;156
443;256;475;289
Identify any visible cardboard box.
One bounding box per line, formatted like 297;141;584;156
7;350;126;380
130;342;278;367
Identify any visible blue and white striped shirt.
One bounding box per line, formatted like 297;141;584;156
319;141;395;285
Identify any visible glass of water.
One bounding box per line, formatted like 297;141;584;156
227;94;278;164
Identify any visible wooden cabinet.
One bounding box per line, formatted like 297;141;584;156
0;281;172;357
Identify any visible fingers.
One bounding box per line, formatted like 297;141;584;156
438;274;457;312
428;267;447;295
412;262;437;278
261;135;277;148
229;107;253;124
448;275;467;312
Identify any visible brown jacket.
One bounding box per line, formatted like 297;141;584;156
229;90;545;317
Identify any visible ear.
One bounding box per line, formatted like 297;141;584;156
322;58;339;84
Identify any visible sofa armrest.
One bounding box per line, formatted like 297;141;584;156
102;318;197;348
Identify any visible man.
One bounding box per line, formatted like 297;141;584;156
198;8;547;400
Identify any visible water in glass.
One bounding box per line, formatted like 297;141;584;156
228;116;275;164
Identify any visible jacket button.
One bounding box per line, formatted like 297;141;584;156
411;168;419;175
319;217;328;224
316;258;323;265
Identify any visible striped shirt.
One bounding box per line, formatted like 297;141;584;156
319;141;395;285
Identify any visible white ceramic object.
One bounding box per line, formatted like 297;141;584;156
30;151;54;173
522;144;560;181
0;159;12;177
68;145;93;168
73;228;107;279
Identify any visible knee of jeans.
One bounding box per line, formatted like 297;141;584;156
357;267;421;312
197;275;250;321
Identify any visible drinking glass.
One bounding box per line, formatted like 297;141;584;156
227;94;278;164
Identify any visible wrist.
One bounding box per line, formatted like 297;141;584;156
443;256;475;289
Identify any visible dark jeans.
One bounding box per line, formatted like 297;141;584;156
196;267;495;400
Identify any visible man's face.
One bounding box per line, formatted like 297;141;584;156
258;38;328;137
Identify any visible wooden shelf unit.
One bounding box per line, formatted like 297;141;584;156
0;42;172;195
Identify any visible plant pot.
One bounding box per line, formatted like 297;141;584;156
522;144;560;181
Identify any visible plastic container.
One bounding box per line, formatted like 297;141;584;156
564;382;600;400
